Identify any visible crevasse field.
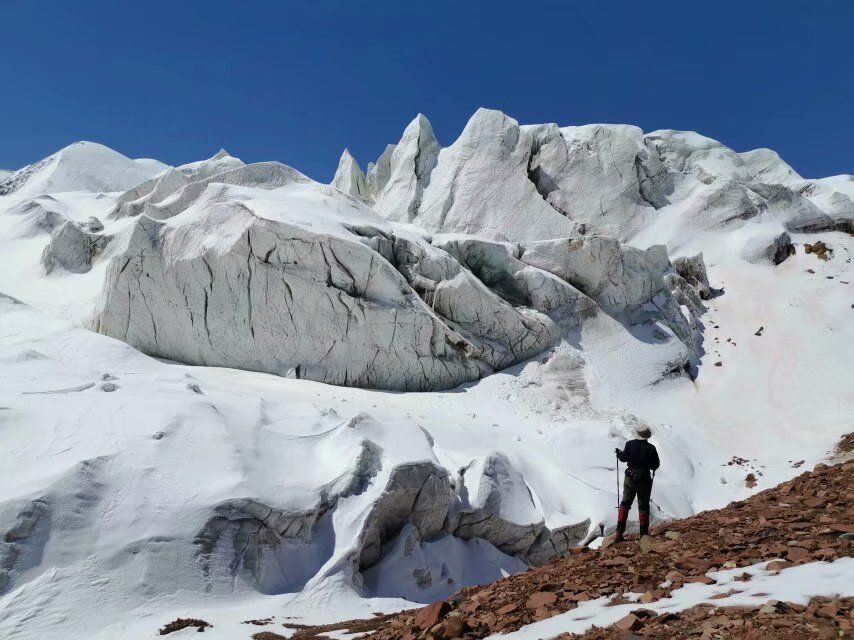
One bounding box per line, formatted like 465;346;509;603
0;109;851;639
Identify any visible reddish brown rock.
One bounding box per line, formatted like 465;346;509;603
525;591;557;609
439;614;468;637
601;556;630;567
614;613;642;631
495;603;517;615
255;459;854;640
786;547;809;562
414;601;450;630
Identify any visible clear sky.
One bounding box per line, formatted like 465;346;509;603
1;0;851;181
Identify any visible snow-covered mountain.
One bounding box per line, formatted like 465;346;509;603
0;110;851;639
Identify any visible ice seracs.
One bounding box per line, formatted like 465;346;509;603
365;143;396;200
93;187;486;391
360;111;854;245
526;124;673;239
177;147;244;179
373;113;441;223
1;111;852;639
413;109;580;241
331;149;370;202
41;221;109;274
92;170;699;390
739;147;802;185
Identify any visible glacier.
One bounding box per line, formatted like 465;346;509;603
0;111;852;639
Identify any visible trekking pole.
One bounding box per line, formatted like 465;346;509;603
616;454;621;509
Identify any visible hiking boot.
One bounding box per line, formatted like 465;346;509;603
639;512;650;537
615;505;629;542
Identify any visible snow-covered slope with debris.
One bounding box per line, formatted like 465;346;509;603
0;110;852;639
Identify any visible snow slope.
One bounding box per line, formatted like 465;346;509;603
0;142;163;197
0;114;852;639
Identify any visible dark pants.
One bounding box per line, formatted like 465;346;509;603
620;471;652;515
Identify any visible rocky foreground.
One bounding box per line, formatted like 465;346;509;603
209;454;853;640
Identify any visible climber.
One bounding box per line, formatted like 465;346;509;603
614;426;660;542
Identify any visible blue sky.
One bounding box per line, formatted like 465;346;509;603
1;0;851;181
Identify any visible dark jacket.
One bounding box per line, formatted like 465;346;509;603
617;439;660;476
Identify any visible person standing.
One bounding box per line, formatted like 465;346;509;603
614;426;660;542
